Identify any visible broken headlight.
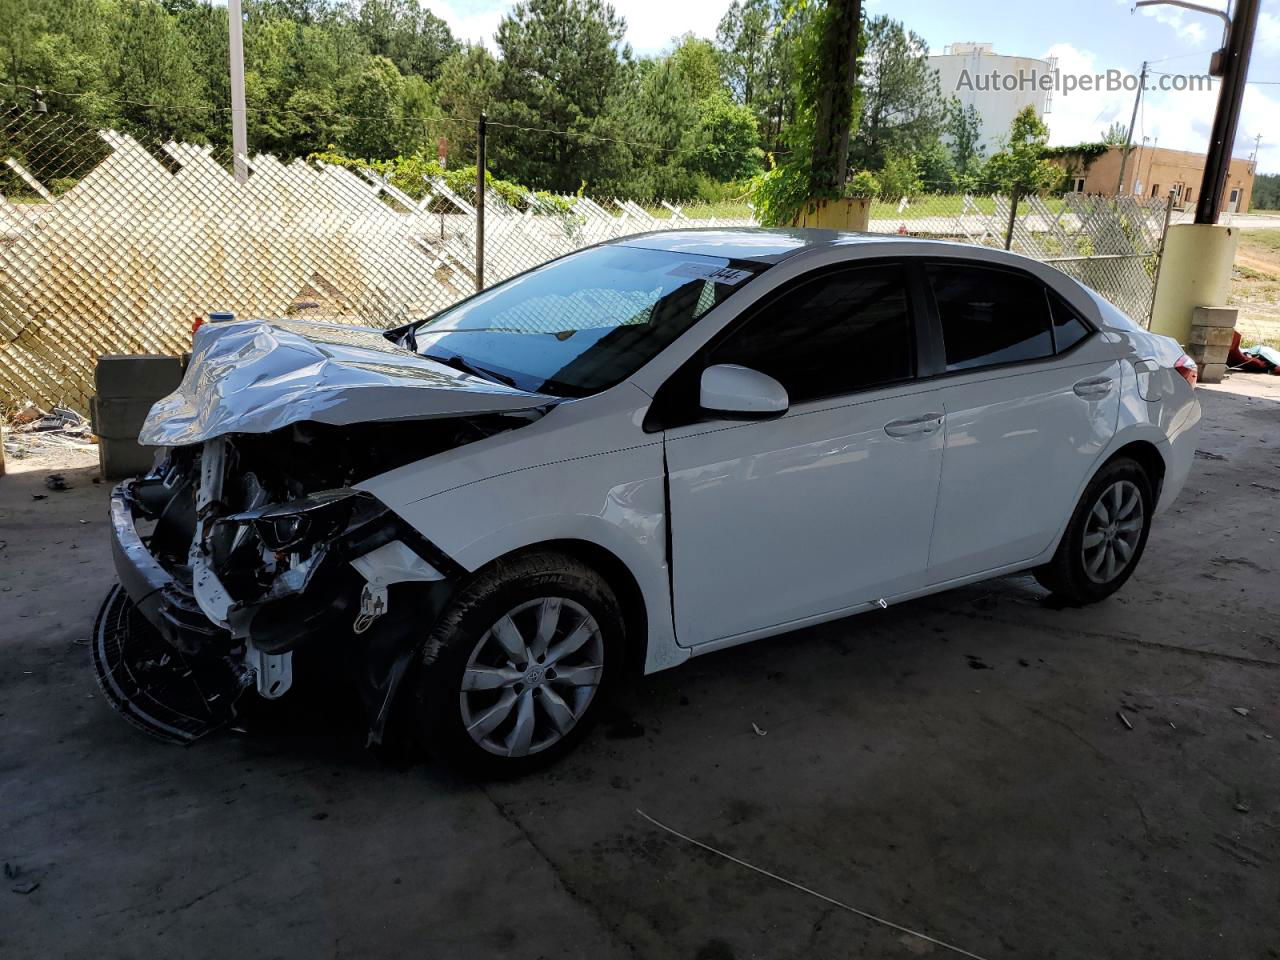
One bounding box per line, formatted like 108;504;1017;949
232;489;379;552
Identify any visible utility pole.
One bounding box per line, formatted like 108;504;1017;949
1194;0;1261;224
1250;132;1261;162
475;113;486;292
227;0;249;184
1115;60;1148;196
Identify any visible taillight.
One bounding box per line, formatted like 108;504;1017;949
1174;354;1198;388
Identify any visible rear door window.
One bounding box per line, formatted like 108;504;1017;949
927;264;1054;371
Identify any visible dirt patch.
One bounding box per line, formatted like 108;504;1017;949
1230;233;1280;349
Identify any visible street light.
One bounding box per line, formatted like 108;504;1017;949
1133;0;1261;223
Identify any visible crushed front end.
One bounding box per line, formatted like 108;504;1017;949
94;419;498;745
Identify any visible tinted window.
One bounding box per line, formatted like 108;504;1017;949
708;265;914;404
928;265;1053;371
1048;290;1091;352
407;246;766;397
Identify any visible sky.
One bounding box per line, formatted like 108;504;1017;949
428;0;1280;173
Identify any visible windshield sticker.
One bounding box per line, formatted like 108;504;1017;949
668;262;754;286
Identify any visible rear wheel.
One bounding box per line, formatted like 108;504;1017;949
1035;457;1153;605
411;551;624;777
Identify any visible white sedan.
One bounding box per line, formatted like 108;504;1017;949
98;229;1201;774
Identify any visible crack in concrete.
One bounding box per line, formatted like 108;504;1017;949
481;786;640;959
948;609;1280;670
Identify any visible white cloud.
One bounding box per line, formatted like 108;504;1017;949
607;0;728;54
1257;11;1280;55
428;0;504;50
1042;41;1280;173
1041;42;1136;145
1137;4;1210;46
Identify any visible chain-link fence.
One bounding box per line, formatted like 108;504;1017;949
862;185;1172;323
1;106;1169;414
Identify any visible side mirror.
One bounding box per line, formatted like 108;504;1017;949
699;364;789;417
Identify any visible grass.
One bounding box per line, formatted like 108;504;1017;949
643;200;755;220
1239;230;1280;255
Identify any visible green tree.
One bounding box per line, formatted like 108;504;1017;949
669;33;720;101
715;0;805;152
876;150;921;199
943;98;985;183
623;57;699;197
1100;120;1128;146
694;93;763;181
104;0;208;140
353;0;457;80
850;15;945;172
983;106;1060;195
490;0;631;192
340;54;405;159
433;43;500;161
1252;172;1280;210
807;0;861;193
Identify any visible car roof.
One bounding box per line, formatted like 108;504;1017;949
613;227;939;264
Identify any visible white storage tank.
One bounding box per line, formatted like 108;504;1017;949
927;43;1055;152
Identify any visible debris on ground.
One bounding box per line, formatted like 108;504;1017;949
1232;707;1250;717
1228;332;1280;375
4;863;39;895
751;722;768;737
1117;711;1133;730
3;405;96;462
45;473;69;491
11;401;46;425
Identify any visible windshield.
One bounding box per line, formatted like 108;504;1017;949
406;245;767;397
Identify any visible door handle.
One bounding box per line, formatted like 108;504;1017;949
1073;376;1113;399
884;412;944;439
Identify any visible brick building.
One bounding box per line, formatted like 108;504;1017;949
1052;145;1256;213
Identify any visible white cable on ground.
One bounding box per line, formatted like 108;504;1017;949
635;808;993;960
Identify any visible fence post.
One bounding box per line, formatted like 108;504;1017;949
1146;189;1177;328
475;113;486;292
1003;189;1019;251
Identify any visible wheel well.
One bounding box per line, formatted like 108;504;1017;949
1106;440;1166;502
488;539;650;676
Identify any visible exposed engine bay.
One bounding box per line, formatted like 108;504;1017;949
94;412;541;745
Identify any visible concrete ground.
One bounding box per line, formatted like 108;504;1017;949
1;383;1278;960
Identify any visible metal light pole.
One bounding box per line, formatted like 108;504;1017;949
227;0;249;184
1194;0;1260;223
1136;0;1261;224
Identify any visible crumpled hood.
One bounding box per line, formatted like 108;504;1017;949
138;318;548;447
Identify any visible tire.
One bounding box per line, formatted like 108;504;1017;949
1035;457;1154;605
410;551;625;778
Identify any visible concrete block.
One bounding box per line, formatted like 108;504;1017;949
1187;343;1229;367
1187;325;1236;347
92;397;159;439
95;355;184;399
1199;361;1227;384
99;439;159;480
1191;305;1239;328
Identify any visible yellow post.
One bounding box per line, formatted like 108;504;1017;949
794;197;871;231
1150;224;1238;344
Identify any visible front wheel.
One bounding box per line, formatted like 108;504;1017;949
410;551;625;777
1035;457;1154;605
